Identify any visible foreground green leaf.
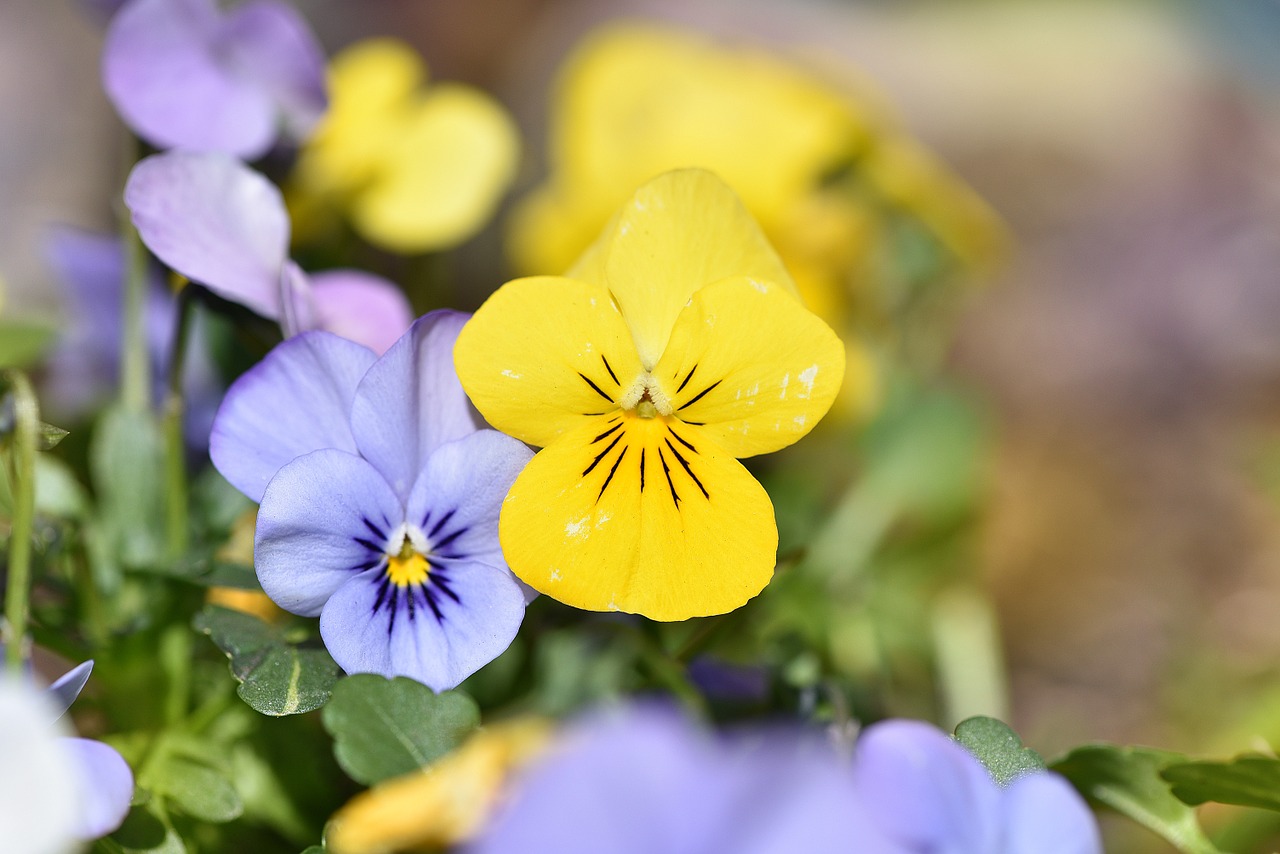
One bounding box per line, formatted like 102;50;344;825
321;674;479;785
152;757;243;823
953;716;1045;786
194;605;340;716
1163;754;1280;812
1053;745;1222;854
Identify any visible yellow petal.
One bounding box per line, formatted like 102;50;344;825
571;169;797;369
454;277;642;447
499;412;777;621
353;83;520;252
326;718;552;854
655;277;845;457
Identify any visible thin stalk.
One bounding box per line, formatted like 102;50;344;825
162;287;194;559
3;371;38;674
120;216;151;413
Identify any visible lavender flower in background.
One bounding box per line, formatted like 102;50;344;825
102;0;326;157
468;705;893;854
124;150;413;355
0;661;134;849
211;313;533;690
851;720;1102;854
42;226;223;445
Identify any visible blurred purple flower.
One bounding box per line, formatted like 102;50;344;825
852;720;1102;854
0;658;134;842
124;150;412;355
102;0;326;157
211;313;533;690
42;226;223;445
468;706;892;854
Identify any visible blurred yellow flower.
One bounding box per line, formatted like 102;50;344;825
206;508;284;623
457;170;844;621
509;25;1005;422
325;718;552;854
289;39;519;254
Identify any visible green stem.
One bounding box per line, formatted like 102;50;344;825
120;215;151;413
163;287;194;559
3;371;38;674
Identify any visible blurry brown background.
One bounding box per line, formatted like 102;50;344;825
7;0;1280;800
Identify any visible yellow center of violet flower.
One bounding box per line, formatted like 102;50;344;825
386;544;430;588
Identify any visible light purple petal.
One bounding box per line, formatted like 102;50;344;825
1001;773;1102;854
63;738;133;840
350;311;484;499
308;269;414;356
102;0;277;157
47;661;93;720
853;720;1002;854
404;431;532;568
256;449;403;616
320;558;525;691
278;260;318;339
216;1;327;141
211;331;375;502
125;151;288;318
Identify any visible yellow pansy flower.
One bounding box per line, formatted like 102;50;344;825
456;170;844;621
289;38;519;253
325;718;552;854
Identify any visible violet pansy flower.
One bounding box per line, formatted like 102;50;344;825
124;150;413;355
469;705;891;854
851;720;1102;854
102;0;326;157
211;313;533;690
42;227;223;446
0;660;134;847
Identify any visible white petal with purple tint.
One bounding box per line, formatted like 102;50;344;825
309;269;414;356
63;737;134;840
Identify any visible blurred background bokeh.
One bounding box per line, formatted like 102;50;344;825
6;0;1280;849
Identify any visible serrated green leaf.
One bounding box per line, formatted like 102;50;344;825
194;605;340;716
1053;745;1222;854
1162;754;1280;812
953;716;1045;786
152;757;243;823
0;319;55;368
91;405;166;568
321;674;479;785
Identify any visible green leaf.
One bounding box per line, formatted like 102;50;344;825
0;318;55;368
953;716;1045;786
321;674;479;785
193;605;340;716
99;803;187;854
1053;745;1222;854
1162;754;1280;812
152;757;243;823
91;405;166;568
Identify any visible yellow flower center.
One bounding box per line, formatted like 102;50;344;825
386;551;430;587
619;372;673;417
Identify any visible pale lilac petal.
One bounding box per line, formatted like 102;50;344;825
1001;773;1102;854
853;720;1002;853
256;449;403;616
211;332;375;502
63;738;133;840
0;681;78;854
217;1;327;141
351;311;483;499
404;431;532;568
308;269;414;356
102;0;276;157
125;151;288;318
47;661;93;719
320;558;525;691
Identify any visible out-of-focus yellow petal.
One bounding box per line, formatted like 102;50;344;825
453;276;641;447
326;718;553;854
499;413;777;621
291;38;519;253
352;84;519;252
580;170;795;369
654;277;844;458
